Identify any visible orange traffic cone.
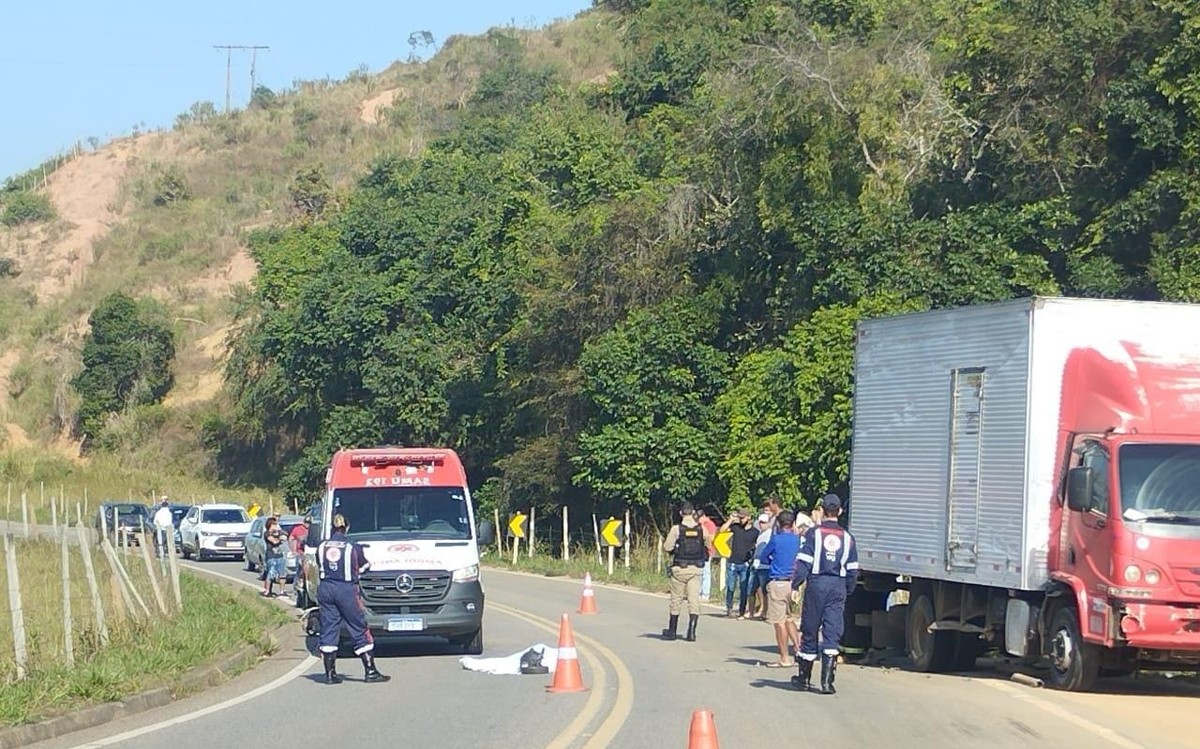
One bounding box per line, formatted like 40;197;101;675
687;709;719;749
577;572;599;614
546;613;588;693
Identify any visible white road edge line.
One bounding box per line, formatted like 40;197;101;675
979;681;1145;749
66;563;317;749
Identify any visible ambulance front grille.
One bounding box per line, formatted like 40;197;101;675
358;570;451;605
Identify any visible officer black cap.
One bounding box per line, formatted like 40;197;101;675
820;493;842;512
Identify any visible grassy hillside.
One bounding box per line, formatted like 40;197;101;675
0;12;617;487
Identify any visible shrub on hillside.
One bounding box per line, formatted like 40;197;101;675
152;166;190;206
1;191;56;226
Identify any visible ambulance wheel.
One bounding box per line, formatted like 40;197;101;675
1046;606;1100;692
906;591;954;672
454;628;483;655
303;609;320;637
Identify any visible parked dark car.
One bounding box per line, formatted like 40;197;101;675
94;502;152;547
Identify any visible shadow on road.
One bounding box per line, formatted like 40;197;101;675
749;677;802;692
301;634;473;660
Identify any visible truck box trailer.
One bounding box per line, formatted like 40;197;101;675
846;296;1200;690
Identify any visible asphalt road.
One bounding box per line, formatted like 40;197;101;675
26;561;1200;749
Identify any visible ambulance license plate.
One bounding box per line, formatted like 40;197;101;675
386;617;424;632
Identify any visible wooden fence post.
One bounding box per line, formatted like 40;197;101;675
137;527;169;615
61;530;75;666
76;506;108;645
165;526;182;611
5;536;28;679
624;508;631;570
529;506;535;558
562;506;569;562
51;495;59;539
21;492;29;537
494;507;503;555
101;539;150;618
592;513;602;564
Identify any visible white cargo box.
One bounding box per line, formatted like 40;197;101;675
847;296;1200;591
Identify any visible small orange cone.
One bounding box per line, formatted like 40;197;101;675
577;572;599;614
546;613;588;693
687;709;719;749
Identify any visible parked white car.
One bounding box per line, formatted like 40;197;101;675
179;504;252;561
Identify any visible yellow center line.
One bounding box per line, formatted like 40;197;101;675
489;602;634;749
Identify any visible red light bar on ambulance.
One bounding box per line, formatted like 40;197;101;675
349;452;447;468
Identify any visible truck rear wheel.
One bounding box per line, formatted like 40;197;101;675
907;591;955;672
1046;606;1100;692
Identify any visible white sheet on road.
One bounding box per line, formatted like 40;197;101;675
459;643;558;675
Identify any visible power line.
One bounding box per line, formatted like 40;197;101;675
212;45;270;113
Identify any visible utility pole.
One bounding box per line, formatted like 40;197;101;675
213;44;270;112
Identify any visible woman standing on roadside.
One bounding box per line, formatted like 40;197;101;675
262;516;287;597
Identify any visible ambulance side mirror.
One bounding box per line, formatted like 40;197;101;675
477;520;496;546
1066;467;1093;513
306;523;323;549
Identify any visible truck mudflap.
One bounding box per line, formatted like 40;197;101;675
1118;602;1200;654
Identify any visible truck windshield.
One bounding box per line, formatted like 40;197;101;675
331;487;472;540
1118;443;1200;522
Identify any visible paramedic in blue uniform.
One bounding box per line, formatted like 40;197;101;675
316;514;390;684
791;493;859;694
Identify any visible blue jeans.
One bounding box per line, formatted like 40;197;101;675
725;562;751;614
265;557;287;582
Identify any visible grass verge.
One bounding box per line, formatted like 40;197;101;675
0;569;289;726
482;545;672;595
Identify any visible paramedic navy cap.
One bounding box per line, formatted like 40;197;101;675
820;493;842;512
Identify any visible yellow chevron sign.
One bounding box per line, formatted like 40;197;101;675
600;517;625;547
508;512;528;539
713;530;733;558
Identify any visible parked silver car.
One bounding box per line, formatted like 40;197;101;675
244;514;304;582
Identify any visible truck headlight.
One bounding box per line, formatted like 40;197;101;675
1123;564;1141;583
1144;568;1161;585
452;565;480;583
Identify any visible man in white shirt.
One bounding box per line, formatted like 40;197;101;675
152;499;174;558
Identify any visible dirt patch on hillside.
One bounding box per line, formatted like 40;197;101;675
17;134;166;301
162;325;232;409
188;248;257;296
359;88;404;124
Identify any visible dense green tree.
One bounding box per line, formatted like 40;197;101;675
72;293;175;442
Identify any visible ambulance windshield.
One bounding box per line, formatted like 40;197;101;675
1118;443;1200;523
331;486;472;540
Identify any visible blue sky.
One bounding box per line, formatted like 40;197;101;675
0;0;594;179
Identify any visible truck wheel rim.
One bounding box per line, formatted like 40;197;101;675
1051;626;1075;674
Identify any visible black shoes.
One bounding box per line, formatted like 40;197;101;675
684;614;698;642
819;653;837;694
791;658;814;691
361;652;390;683
662;614;679;641
322;652;343;685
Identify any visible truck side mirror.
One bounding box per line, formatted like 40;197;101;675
477;520;496;546
1066;467;1094;512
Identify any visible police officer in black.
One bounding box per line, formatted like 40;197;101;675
316;513;389;684
791;493;859;694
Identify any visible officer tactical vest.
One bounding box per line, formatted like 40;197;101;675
672;523;708;566
317;538;357;582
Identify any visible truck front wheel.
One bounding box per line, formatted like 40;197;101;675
906;591;955;672
1046;606;1100;691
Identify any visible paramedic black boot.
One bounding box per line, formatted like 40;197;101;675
819;654;837;695
361;652;390;683
684;614;698;642
322;652;342;685
662;614;679;641
791;658;814;691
